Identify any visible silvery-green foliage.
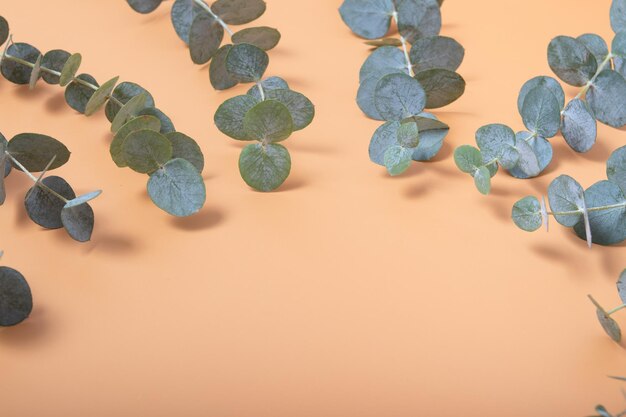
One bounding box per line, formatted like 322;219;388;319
588;269;626;343
0;18;206;217
339;0;464;176
126;0;278;91
0;255;32;327
0;129;100;242
511;146;626;247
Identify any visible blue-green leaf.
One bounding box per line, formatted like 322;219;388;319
374;73;426;121
587;70;626;128
383;145;412;176
547;36;597;86
548;175;586;227
521;86;561;138
338;0;394;40
512;196;543;232
561;98;597;153
147;158;206;216
239;143;291;192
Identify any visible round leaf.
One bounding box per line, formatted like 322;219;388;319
517;76;565;113
243;100;293;143
0;266;32;327
111;93;147;133
475;124;518;169
607;145;626;194
574;180;626;245
587;70;626;128
8;133;70;172
409;113;448;161
356;73;386;120
507;134;543;179
359;46;407;83
61;201;95;242
232;27;280;51
414;69;465;109
454;145;482;174
110;115;162;167
127;0;163;13
105;82;155;122
64;73;98;114
166;132;204;172
210;44;239;90
396;0;441;44
212;0;266;25
41;49;71;85
547;36;597;86
618;269;626;305
59;53;81;87
0;16;8;47
189;14;224;65
338;0;394;40
263;89;315;131
147;158;206;216
238;143;291;192
246;76;289;100
137;107;175;134
171;0;204;44
409;35;465;72
1;43;41;84
369;121;400;166
122;129;173;174
374;73;426;121
578;33;609;64
512;196;542;232
521;86;561;138
25;175;76;229
383;145;412;176
611;0;626;33
473;166;491;195
225;43;268;82
397;121;419;148
561;98;597;153
84;76;119;116
214;94;260;140
548;175;586;227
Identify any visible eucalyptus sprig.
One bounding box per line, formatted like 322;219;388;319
339;0;465;176
455;0;626;195
0;251;33;327
588;270;626;343
0;17;206;217
126;0;280;91
511;145;626;247
1;130;101;242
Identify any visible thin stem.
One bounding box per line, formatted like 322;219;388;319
4;152;69;203
2;51;124;108
608;304;626;316
547;201;626;216
193;0;234;36
575;53;614;100
256;81;265;101
391;11;414;77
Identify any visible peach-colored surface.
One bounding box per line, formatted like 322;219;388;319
0;0;624;415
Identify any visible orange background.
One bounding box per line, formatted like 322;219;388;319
0;0;625;415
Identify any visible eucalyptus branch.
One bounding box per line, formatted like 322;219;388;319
339;0;465;176
511;145;626;247
0;251;32;327
588;269;626;342
455;0;626;195
0;16;206;217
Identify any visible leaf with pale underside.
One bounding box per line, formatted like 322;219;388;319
561;98;597;153
474;165;491;195
28;54;41;90
59;53;81;87
589;295;621;342
512;196;543;232
147;158;206;216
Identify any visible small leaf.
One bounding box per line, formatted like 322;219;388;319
28;54;42;90
225;43;268;83
383;145;412;176
589;295;621;342
521;86;561;138
364;38;402;48
473;166;491;195
374;73;426;121
475;124;518;170
0;140;6;205
238;143;291;191
147;158;206;216
166;132;204;172
512;196;543;232
454;145;482;174
214;94;260;140
110;93;147;133
397;121;419;148
24;176;76;229
595;404;614;417
574;180;626;246
64;190;102;208
212;0;266;25
262;89;315;131
209;44;239;91
561;98;597;153
607;145;626;194
0;16;8;47
127;0;163;14
246;76;289;100
1;43;41;85
618;269;626;305
369;121;401;166
548;175;586;227
359;46;407;83
171;0;204;44
110;115;162;167
41;49;71;85
414;68;465;109
547;36;597;86
65;73;98;114
587;70;626;128
59;53;82;87
122;129;173;174
84;76;119;116
409;35;465;72
517;76;565;113
0;266;33;327
338;0;394;40
61;201;95;242
7;133;70;171
243;100;294;143
232;27;281;51
189;14;224;65
105;81;155;122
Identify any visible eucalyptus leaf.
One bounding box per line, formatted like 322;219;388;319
243;100;293;143
397;121;419;148
84;76;119;116
587;70;626;128
246;76;289;100
0;16;8;47
369;121;400;165
24;175;76;229
507;135;541;179
0;266;33;327
338;0;394;40
127;0;163;14
263;89;315;131
409;113;448;161
607;145;626;194
1;43;41;85
105;81;155;122
395;0;442;44
189;14;223;65
374;73;426;121
110;115;162;167
611;0;626;33
474;166;491;195
612;31;626;59
61;201;95;242
7;133;70;172
212;0;266;25
454;145;482;174
574;180;626;245
59;53;81;87
225;43;268;83
28;54;42;90
578;33;609;64
214;94;260;140
359;46;407;83
65;73;98;114
147;158;205;216
475;123;518;170
357;73;386;120
171;0;205;44
524;133;553;173
383;145;412;176
232;27;280;51
521;86;561;138
517;76;565;113
593;300;622;342
409;36;465;72
618;269;626;305
414;69;465;109
110;93;147;133
512;196;543;232
122;129;173;174
41;49;70;85
137;107;175;134
166;132;204;172
210;44;239;90
0;141;6;205
548;175;586;227
561;98;597;153
547;36;597;86
239;142;291;191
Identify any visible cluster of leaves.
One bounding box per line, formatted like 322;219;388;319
511;146;626;247
126;0;281;91
339;0;465;176
588;270;626;343
0;251;32;327
455;0;626;194
1;130;101;242
0;16;206;217
127;0;315;191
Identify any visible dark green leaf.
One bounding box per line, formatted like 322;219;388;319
243;100;293;143
232;26;280;51
262;89;315;131
547;36;597;87
147;158;206;216
41;49;70;85
122;129;173;174
0;16;8;47
166;132;204;172
209;44;239;90
127;0;163;13
24;175;75;229
110;115;162;167
212;0;266;25
225;43;268;82
338;0;394;40
8;133;70;171
189;14;223;65
64;73;98;114
59;53;81;87
214;94;260;140
409;35;464;72
171;0;205;44
0;266;32;327
137;107;175;134
239;142;291;191
374;73;426;120
105;81;155;122
111;93;148;133
84;76;119;116
414;68;465;108
1;43;41;84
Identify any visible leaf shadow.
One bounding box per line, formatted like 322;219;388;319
170;206;225;231
288;141;336;155
11;85;49;100
276;176;308;192
0;306;50;347
552;137;614;164
529;241;591;275
44;92;69;113
84;232;138;255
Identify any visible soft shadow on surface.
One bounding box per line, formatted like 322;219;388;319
288;141;336;155
170;207;225;231
553;138;613;164
480;195;512;222
12;85;48;100
84;233;138;255
0;307;49;347
275;177;307;192
44;92;68;113
529;241;591;275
